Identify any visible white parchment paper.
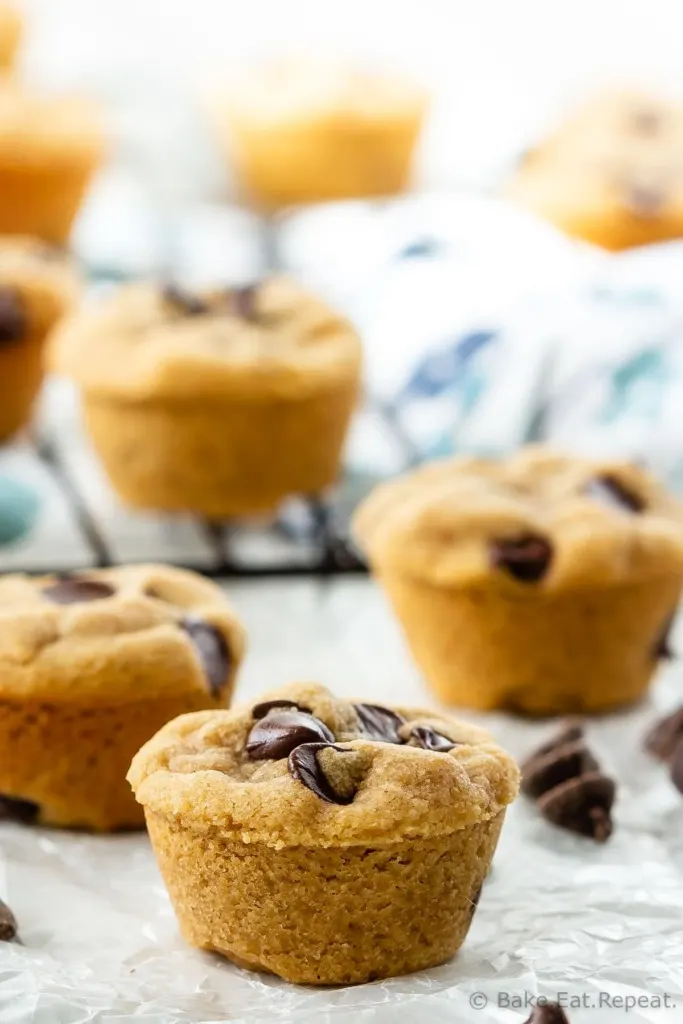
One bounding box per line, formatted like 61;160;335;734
1;578;682;1023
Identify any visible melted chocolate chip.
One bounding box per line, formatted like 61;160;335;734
42;577;115;605
230;284;259;321
252;699;311;719
354;703;405;744
163;284;207;316
490;534;553;583
407;726;459;753
523;1005;571;1024
180;617;230;697
0;287;26;347
246;709;334;760
645;706;683;762
585;474;645;512
538;772;615;842
288;742;354;804
0;794;39;824
0;899;17;942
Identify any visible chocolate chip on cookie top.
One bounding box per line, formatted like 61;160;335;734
353;445;683;590
163;283;261;322
0;565;246;704
128;682;520;847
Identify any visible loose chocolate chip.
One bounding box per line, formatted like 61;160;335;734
42;577;115;605
230;284;259;321
288;742;354;804
246;709;334;760
180;616;230;697
585;474;645;512
525;722;584;762
163;284;207;316
670;744;683;794
0;287;26;347
645;706;683;762
0;899;17;942
407;726;459;753
490;534;553;583
0;794;39;824
538;771;615;842
252;699;312;719
354;703;405;744
523;1005;571;1024
521;741;599;799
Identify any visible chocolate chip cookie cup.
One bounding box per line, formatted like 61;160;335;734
353;447;683;716
0;237;79;440
0;565;245;831
52;278;362;517
128;682;519;985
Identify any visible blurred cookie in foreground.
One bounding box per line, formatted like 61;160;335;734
507;90;683;250
0;237;79;441
0;6;20;70
129;681;518;984
0;81;103;243
353;446;683;715
0;565;245;831
212;59;427;208
52;279;362;517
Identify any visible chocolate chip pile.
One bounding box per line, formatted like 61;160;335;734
245;699;459;805
521;723;616;842
645;706;683;793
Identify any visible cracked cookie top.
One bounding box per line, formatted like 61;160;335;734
52;277;362;401
352;446;683;590
0;565;246;704
128;681;519;848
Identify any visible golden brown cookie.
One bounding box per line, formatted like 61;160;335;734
128;681;518;985
52;278;363;517
0;565;246;831
0;81;103;243
0;6;20;70
0;237;79;440
213;60;427;208
507;90;683;250
353;446;683;716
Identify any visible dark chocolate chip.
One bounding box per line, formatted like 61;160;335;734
0;287;26;347
524;723;584;763
354;703;405;744
645;706;683;762
163;284;207;316
521;741;599;799
246;709;334;760
538;771;615;842
288;742;354;804
252;699;312;719
0;794;39;824
523;1005;571;1024
407;725;459;753
42;577;115;605
585;474;645;512
490;534;553;583
0;899;17;942
180;616;230;697
230;284;259;321
670;743;683;794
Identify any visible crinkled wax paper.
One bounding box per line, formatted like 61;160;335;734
1;579;683;1023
